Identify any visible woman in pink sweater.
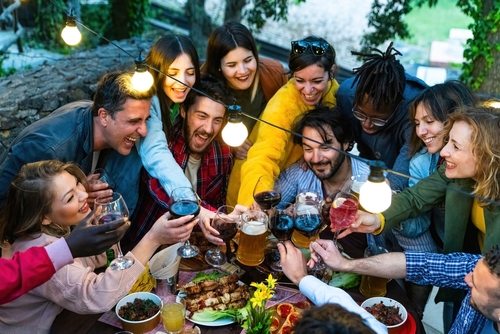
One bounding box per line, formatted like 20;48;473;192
0;160;197;333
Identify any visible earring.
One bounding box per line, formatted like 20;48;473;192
218;68;221;72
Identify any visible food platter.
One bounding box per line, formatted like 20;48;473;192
269;300;311;334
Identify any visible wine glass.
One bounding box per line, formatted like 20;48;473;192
268;202;295;271
161;295;186;334
94;192;134;270
205;205;239;267
291;190;322;248
169;187;201;258
253;175;282;215
294;197;326;271
329;192;359;248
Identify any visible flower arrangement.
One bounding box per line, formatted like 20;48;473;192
243;274;277;334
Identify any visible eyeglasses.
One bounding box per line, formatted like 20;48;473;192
352;108;396;127
291;40;330;56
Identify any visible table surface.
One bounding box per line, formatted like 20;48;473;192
50;263;424;334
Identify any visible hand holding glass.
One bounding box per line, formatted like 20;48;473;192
329;192;358;248
94;192;134;270
169;187;201;258
268;202;295;271
294;199;326;270
205;205;239;267
90;168;116;189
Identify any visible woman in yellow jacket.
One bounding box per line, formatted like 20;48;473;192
227;36;339;207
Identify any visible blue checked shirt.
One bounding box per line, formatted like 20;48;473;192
405;252;487;333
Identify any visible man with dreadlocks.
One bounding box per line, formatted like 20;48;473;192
336;42;427;192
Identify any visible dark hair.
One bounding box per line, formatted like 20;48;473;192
288;36;336;78
294;303;376;334
202;22;260;85
484;245;500;298
292;106;355;150
91;71;155;118
0;160;88;244
409;80;477;155
351;42;405;112
182;74;233;113
146;35;200;138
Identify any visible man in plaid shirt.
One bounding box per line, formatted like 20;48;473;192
280;239;500;334
128;76;233;243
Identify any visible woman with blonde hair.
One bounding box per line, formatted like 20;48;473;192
0;160;197;333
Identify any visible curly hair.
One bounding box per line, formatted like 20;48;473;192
294;303;376;334
351;42;405;111
409;80;477;155
0;160;88;244
443;107;500;205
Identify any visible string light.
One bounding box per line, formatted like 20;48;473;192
131;54;154;92
61;11;81;46
221;105;248;147
359;163;392;212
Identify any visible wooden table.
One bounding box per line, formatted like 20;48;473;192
50;264;424;334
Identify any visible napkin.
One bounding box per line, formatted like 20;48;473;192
148;242;183;279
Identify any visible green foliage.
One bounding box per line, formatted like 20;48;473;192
32;0;67;51
0;54;16;77
243;0;306;32
106;0;150;40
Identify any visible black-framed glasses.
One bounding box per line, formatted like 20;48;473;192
291;40;330;56
352;107;397;127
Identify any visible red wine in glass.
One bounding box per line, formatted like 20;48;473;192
205;205;239;268
270;214;295;242
254;191;282;210
170;200;201;219
217;220;238;241
98;213;124;225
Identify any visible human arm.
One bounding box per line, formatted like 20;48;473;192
231;139;253;160
277;241;388;334
136;99;192;195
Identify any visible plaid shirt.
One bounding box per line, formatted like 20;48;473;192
405;252;487;333
128;122;233;242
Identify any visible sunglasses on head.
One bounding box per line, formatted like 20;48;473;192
291;40;330;55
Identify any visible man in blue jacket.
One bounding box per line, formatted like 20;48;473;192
0;71;155;213
336;42;427;192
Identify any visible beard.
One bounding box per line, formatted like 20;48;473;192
469;297;498;323
308;153;345;181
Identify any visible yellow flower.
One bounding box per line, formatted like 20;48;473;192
250;296;262;308
266;274;277;289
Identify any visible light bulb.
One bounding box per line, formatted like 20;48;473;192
132;70;154;92
222;121;248;147
359;179;392;213
61;25;81;46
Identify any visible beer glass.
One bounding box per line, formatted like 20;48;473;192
359;245;390;297
236;210;268;266
161;295;186;334
291;190;322;248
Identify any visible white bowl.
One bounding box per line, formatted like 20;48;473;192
361;297;407;333
115;292;163;334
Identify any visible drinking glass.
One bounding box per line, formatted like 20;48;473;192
94;192;134;270
205;205;239;267
90;168;116;189
169;187;201;258
294;197;326;270
236;210;269;266
359;245;390;297
253;175;282;215
161;295;186;334
329;192;359;248
291;190;322;248
268;202;295;271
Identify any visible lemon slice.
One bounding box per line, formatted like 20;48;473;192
333;197;346;208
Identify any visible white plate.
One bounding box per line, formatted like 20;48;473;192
177;281;246;327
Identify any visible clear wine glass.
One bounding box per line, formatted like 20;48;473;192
253;175;282;215
329;192;359;248
94;192;134;270
205;205;239;267
169;187;201;258
268;202;295;271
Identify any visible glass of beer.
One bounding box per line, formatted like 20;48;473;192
359;245;390;297
236;210;268;266
291;190;322;248
161;295;186;334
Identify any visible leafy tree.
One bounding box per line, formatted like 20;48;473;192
362;0;500;95
106;0;149;40
185;0;306;56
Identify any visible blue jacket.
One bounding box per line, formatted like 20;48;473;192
336;73;427;191
0;101;142;214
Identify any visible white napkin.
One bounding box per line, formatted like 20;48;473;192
148;242;183;279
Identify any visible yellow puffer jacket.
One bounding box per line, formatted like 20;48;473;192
227;78;339;207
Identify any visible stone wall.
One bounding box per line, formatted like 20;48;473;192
0;38;153;154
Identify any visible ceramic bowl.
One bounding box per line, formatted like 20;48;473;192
115;292;162;334
361;296;407;334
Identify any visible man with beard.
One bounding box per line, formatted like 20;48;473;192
127;75;233;244
278;107;370;258
279;239;500;334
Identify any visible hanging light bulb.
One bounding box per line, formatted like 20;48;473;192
61;11;81;46
359;163;392;213
131;54;154;92
222;105;248;147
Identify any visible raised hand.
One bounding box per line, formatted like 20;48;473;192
308;239;347;271
337;210;382;239
150;212;198;246
277;241;308;286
